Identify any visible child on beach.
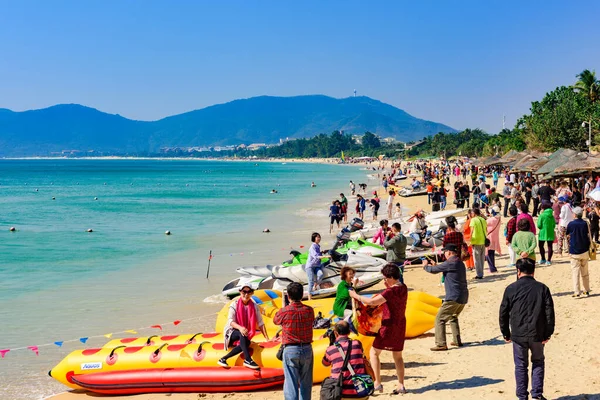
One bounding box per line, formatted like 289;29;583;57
394;203;402;219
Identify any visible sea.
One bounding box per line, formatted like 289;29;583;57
0;159;370;399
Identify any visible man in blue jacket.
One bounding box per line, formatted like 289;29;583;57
566;206;592;297
499;258;555;400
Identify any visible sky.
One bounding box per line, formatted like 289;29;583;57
1;0;599;134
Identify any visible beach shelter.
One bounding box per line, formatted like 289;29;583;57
533;148;579;178
552;152;600;177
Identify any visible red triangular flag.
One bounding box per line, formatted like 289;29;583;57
173;320;181;326
0;349;9;358
27;346;39;356
151;325;162;330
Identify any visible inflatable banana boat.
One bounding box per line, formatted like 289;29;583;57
49;290;440;395
50;335;374;393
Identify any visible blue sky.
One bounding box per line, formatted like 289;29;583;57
1;0;599;133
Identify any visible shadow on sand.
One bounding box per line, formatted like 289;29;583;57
408;375;504;394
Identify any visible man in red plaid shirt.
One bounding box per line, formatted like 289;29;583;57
274;282;315;400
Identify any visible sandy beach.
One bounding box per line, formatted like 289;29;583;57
46;170;600;400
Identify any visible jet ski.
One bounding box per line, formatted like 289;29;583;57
398;186;428;197
257;249;387;299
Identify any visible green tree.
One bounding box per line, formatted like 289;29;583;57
362;132;381;148
517;86;591;151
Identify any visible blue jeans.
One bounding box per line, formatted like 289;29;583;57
440;195;446;210
283;344;313;400
410;232;422;248
305;266;323;294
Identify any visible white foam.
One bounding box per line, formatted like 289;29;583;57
203;293;229;304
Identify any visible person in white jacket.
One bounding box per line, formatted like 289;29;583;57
558;197;574;256
409;210;431;250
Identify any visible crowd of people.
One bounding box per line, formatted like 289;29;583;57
221;160;596;400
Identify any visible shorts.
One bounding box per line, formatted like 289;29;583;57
330;215;340;224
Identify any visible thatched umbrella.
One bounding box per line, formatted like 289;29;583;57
553;153;600;176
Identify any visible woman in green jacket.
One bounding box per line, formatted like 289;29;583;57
511;218;537;262
333;266;357;318
536;201;556;265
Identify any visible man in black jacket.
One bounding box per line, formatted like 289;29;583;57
423;244;469;351
499;258;555;400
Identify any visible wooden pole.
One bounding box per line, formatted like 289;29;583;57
206;250;212;279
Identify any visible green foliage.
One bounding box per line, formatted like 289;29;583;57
362;131;382;148
482;129;526;156
517;86;594;151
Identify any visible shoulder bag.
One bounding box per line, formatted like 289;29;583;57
587;221;597;261
320;339;352;400
336;340;375;398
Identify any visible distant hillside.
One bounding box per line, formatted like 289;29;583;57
0;95;456;156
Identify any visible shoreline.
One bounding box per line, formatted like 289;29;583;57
31;168;600;400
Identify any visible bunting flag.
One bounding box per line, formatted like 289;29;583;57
208;254;213;261
0;311;217;359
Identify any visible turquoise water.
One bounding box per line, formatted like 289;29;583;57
0;159;363;399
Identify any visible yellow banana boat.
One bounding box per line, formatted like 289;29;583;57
50;334;374;391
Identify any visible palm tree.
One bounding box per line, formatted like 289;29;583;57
573;69;600;104
574;69;600;151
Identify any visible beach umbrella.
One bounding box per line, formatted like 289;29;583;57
588;188;600;202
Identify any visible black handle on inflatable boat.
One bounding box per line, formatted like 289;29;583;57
186;332;203;344
145;335;158;346
109;345;126;358
152;343;168;356
196;341;210;355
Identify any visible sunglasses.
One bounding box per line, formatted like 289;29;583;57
241;290;254;294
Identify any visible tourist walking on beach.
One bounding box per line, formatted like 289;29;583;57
349;264;408;395
306;232;329;300
384;222;407;283
321;321;369;398
218;285;269;370
442;217;465;259
356;194;366;220
517;203;536;235
339;193;348;223
469;208;487;279
329;200;341;234
350;181;356;196
558;196;574;256
566;207;592;297
273;282;315;400
502;183;512;217
537;181;555;204
486;206;502;273
587;203;600;243
387;189;395;218
537;202;556;265
532;180;540;217
423;244;469;351
500;258;555;400
511;219;537;263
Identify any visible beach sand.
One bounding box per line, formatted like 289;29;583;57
47;171;600;400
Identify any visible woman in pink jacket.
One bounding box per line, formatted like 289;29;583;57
486;206;502;273
372;219;389;245
516;203;536;235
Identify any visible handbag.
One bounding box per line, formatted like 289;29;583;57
320;339;352;400
587;222;597;260
276;344;284;361
461;241;470;261
335;341;374;397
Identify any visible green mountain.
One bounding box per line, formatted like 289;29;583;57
0;95;456;156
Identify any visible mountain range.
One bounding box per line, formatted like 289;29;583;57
0;95;456;156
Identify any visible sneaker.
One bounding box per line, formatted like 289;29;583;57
217;358;229;368
545;261;552;266
572;293;581;298
583;291;591;296
472;276;483;280
532;396;548;400
243;359;260;370
538;261;546;265
450;341;463;347
507;263;515;268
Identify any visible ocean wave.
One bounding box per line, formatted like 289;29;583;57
203;293;229;304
